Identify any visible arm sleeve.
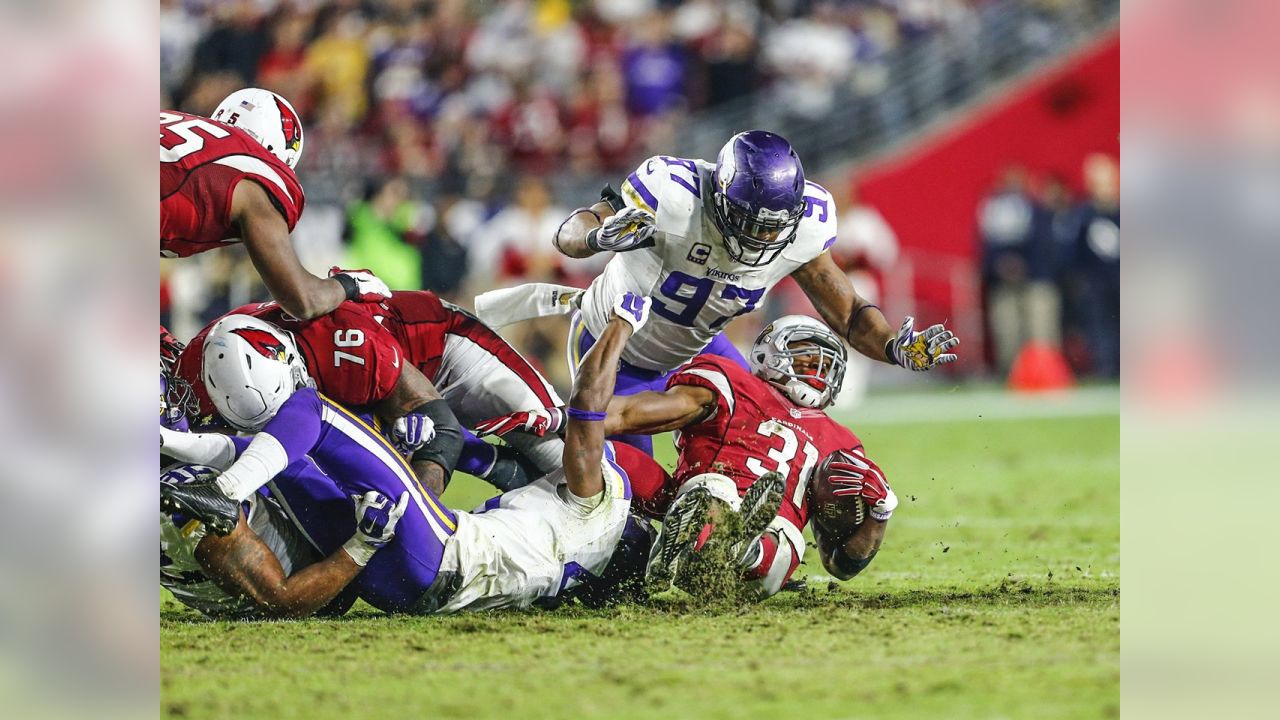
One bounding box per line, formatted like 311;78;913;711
214;389;323;502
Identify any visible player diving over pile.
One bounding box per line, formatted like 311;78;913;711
160;292;677;615
476;130;959;456
162;88;390;320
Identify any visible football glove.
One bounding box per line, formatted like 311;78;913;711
391;413;435;456
473;407;565;439
342;490;409;566
885;316;959;371
329;267;392;302
587;208;658;253
612;292;651;332
826;451;898;521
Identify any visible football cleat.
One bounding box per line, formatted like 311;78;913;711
727;471;786;567
160;478;239;537
645;486;714;594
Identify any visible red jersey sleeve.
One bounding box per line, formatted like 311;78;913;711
292;303;405;407
665;355;748;432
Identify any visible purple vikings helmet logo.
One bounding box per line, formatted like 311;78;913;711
711;130;807;266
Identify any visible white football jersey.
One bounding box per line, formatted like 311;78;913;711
577;155;838;371
160;492;317;617
434;446;632;613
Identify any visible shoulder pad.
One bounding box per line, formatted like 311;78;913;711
783;181;839;263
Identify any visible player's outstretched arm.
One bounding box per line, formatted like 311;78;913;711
791;252;959;371
603;385;716;436
472;380;714;440
233;181;390;319
563;294;649;499
552;200;615;258
814;519;888;581
194;491;407;619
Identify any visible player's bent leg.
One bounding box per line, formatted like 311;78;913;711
728;471;786;563
440;328;565;475
645;473;740;593
741;524;802;601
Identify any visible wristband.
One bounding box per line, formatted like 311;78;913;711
585;228;602;253
884;338;897;365
332;273;359;301
342;536;378;567
566;407;607;422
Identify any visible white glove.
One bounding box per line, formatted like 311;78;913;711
885;316;959;371
612;292;651;333
329;266;392;302
391;413;435;456
587;208;658;253
342;491;410;566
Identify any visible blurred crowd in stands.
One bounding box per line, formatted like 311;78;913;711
160;0;1116;389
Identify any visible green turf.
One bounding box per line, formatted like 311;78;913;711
161;411;1119;719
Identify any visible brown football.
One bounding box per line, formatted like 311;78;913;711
808;448;867;542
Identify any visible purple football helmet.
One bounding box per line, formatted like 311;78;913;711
710;130;806;266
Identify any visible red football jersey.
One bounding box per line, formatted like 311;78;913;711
667;354;862;554
160;110;305;258
176;301;404;428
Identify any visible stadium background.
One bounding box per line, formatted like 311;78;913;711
160;0;1119;402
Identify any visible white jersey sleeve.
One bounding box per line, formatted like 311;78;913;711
781;180;839;264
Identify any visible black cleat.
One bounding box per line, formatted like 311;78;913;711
160;479;239;536
645;486;713;594
728;471;786;566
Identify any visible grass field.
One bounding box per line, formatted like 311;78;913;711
161;390;1119;719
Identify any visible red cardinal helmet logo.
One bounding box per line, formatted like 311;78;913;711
275;97;302;151
230;328;289;363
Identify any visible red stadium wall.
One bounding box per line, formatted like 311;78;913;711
843;30;1119;326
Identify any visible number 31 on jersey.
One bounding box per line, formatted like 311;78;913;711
745;420;820;509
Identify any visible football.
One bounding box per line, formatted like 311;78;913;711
808;448;868;541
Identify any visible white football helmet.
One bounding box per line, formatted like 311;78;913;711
201;314;311;432
749;315;847;409
211;88;305;169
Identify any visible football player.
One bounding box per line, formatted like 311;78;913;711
173;311;459;495
160;295;677;614
174;290;564;491
160;464;407;619
477;315;896;599
481;130;958;454
162;87;389;320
